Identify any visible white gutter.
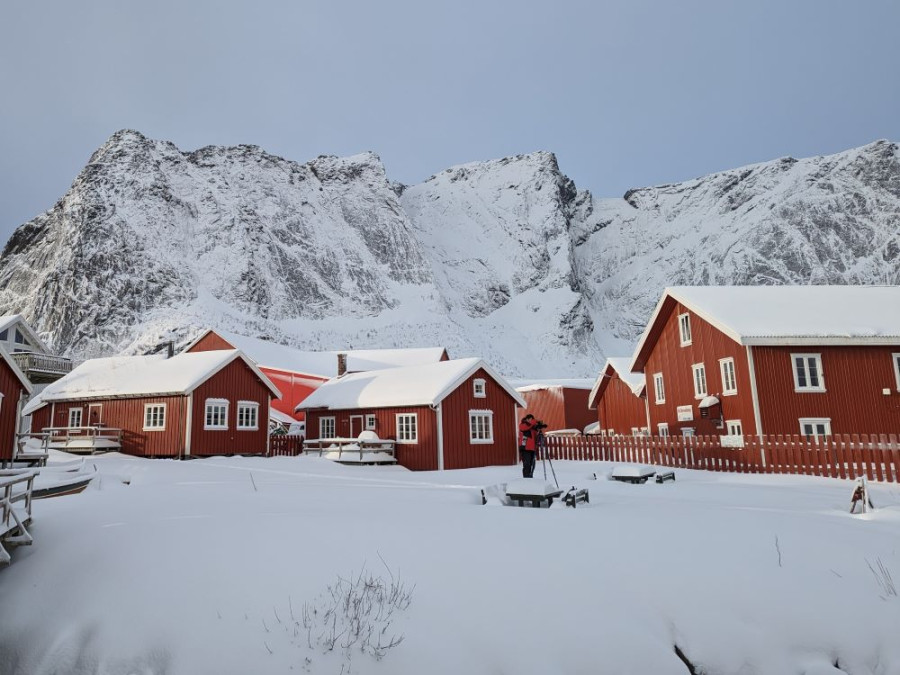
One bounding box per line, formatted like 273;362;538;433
435;402;444;471
184;395;193;458
745;345;765;468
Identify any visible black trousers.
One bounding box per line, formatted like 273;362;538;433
520;448;536;478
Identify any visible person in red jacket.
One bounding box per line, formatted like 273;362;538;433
518;414;540;478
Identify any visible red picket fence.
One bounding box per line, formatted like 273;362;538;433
543;433;900;483
268;435;304;457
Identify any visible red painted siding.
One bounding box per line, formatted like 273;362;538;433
643;302;758;436
753;346;900;435
517;387;594;433
0;359;26;461
261;367;327;421
187;332;236;352
595;373;648;435
189;359;272;456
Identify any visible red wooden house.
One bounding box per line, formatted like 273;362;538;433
184;329;449;423
298;358;526;471
0;347;33;465
23;350;280;458
588;358;648;436
512;379;595;433
631;286;900;440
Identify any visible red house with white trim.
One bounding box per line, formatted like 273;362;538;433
23;350;280;458
588;358;648;436
631;286;900;439
298;358;526;471
0;347;33;465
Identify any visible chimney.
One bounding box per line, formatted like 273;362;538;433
337;353;347;377
166;341;174;359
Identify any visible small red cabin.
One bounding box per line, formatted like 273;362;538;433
513;380;595;433
588;358;648;436
299;358;526;471
631;286;900;439
24;350;280;458
0;347;33;464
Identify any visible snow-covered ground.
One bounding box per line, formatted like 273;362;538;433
1;452;899;675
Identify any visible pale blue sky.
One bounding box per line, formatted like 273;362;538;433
1;1;898;243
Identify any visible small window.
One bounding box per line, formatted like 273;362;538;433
365;414;377;430
68;407;83;428
319;417;336;439
726;419;743;436
657;423;669;437
0;329;7;340
678;313;692;346
692;363;707;399
893;353;900;392
469;411;494;443
719;358;737;395
800;418;831;439
237;401;259;430
792;353;825;392
396;413;418;443
204;399;229;430
681;427;695;437
144;403;166;430
473;378;486;398
630;427;639;436
14;328;25;345
653;373;665;404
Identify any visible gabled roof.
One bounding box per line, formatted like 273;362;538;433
0;314;52;354
632;285;900;371
588;358;645;409
0;344;33;395
183;329;448;378
22;349;279;415
296;358;526;411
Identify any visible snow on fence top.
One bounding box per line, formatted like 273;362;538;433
22;349;279;414
297;357;526;411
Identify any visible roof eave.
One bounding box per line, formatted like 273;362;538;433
743;336;900;346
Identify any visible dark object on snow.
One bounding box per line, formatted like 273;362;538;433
655;471;675;484
506;489;564;508
563;487;589;507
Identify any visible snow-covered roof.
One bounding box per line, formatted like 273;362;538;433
588;357;645;409
632;285;900;371
269;408;296;425
184;329;448;378
0;314;52;354
296;358;526;411
22;349;279;414
510;378;595;391
0;344;33;395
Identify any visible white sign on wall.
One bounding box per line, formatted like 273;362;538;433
677;405;694;422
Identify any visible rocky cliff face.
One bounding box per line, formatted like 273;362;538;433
1;131;897;375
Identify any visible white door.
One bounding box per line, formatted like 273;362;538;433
350;415;363;438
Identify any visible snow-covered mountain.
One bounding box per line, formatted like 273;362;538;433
0;131;898;376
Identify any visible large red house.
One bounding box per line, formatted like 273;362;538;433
184;329;449;423
512;379;595;433
0;347;33;465
631;286;900;439
23;350;280;458
588;358;648;436
298;358;526;471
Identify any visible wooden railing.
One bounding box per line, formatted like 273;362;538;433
0;468;36;565
11;352;73;379
542;433;900;483
42;426;123;451
303;437;397;462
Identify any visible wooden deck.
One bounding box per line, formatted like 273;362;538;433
42;426;123;454
0;468;36;565
303;437;397;464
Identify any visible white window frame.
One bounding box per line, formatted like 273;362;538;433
236;401;259;431
365;414;377;430
791;353;825;392
319;416;336;439
893;353;900;392
726;419;743;436
678;313;692;346
143;403;166;431
396;413;418;444
653;372;665;404
692;363;708;399
473;378;487;398
657;422;669;437
719;357;737;395
68;407;83;429
204;398;229;430
799;417;832;438
468;410;494;444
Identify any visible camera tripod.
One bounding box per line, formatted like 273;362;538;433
536;431;558;488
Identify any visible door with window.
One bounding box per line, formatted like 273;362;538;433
88;403;103;427
350;415;364;438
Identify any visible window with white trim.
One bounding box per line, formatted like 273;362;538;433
726;419;743;436
692;363;708;399
144;403;166;430
68;407;82;428
204;399;229;430
719;358;737;395
237;401;259;430
396;413;418;443
653;373;665;404
657;422;669;437
631;427;639;436
893;353;900;392
319;417;336;439
678;313;692;346
469;410;494;443
800;417;832;439
792;353;825;392
473;378;486;398
365;414;377;430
